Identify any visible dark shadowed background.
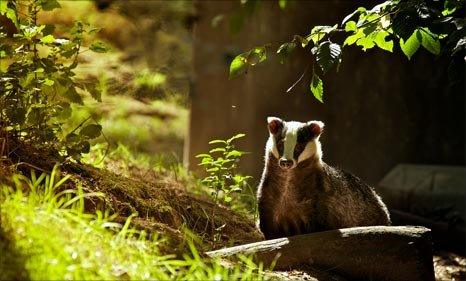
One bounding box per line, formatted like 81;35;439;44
187;0;465;186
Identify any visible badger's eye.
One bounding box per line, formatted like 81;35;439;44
276;139;284;151
294;143;306;154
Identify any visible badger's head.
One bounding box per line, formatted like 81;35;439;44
266;117;324;170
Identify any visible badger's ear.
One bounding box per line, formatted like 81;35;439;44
306;120;324;137
267;117;283;134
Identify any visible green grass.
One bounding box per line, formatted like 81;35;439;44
0;168;265;280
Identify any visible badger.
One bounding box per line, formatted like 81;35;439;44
257;117;391;239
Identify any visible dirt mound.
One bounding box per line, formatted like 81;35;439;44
66;163;262;252
0;141;262;255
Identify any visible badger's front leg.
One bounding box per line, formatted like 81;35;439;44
257;196;281;239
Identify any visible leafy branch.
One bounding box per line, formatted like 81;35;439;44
0;0;110;159
196;134;251;246
229;0;465;103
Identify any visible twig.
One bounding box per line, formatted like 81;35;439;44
286;63;310;93
68;116;92;135
15;162;48;173
90;116;110;166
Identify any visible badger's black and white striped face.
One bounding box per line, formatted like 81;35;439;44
266;117;324;170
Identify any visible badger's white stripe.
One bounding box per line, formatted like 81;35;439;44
298;137;323;164
282;122;301;161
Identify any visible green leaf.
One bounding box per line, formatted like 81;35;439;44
208;140;227;144
201;178;213;183
230;186;242;193
57;103;71;120
278;0;287;10
209;148;226;153
310;72;323;103
306;25;338;45
316;41;342;73
85;83;102;102
247;46;266;66
5;8;18;28
344;30;365;46
361;22;378;36
277;42;296;64
43;78;54;86
229;54;248;79
418;28;440;55
79;124;102;139
227;133;246;143
356;36;376;51
20;73;35;88
66;133;79;143
373;31;393;52
399;30;421;60
63;87;83;104
201;158;213;164
0;1;7;14
27;107;44;125
89;41;110;53
40;0;61;11
443;0;461;16
195;153;212;158
392;11;420;40
344;21;357;32
40;34;55;44
226;150;244;158
42;24;55;36
73;141;91;154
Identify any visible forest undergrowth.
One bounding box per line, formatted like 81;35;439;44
0;140;265;280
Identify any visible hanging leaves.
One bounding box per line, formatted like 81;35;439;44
310;71;324;103
229;55;249;78
227;0;459;104
277;42;296;64
418;28;440;55
229;46;267;79
400;31;421;60
316;41;342;74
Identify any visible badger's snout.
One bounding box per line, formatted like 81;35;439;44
279;158;295;169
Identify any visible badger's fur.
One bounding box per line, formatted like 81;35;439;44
257;117;391;239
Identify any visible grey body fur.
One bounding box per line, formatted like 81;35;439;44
257;119;390;239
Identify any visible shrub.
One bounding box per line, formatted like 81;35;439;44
0;0;108;159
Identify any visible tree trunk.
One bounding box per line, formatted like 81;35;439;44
206;226;435;281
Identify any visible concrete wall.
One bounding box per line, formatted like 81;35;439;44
186;0;465;186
